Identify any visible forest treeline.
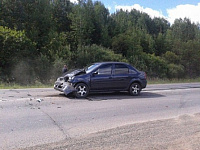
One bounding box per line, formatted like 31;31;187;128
0;0;200;84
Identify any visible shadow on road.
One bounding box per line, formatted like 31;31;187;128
45;93;66;97
85;91;164;101
45;91;164;101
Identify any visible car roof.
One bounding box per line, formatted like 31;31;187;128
94;62;129;65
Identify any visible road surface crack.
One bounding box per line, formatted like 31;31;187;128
40;109;70;140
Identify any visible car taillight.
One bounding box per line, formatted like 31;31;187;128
144;72;147;79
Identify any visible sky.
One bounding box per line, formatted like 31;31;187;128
70;0;200;25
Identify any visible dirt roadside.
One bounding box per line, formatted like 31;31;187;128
22;113;200;150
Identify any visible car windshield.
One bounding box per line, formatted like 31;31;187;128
85;63;100;73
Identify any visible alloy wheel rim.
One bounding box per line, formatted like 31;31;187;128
132;84;139;94
77;85;87;96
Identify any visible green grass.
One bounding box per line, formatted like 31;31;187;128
0;82;53;89
148;77;200;84
0;78;200;89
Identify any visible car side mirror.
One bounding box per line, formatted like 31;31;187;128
92;71;98;76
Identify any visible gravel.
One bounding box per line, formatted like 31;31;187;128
22;113;200;150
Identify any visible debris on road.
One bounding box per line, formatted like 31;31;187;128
37;99;43;103
0;99;7;101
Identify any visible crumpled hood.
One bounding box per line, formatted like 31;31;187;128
63;69;85;78
57;69;85;82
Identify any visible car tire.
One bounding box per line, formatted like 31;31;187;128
74;83;89;98
129;83;141;96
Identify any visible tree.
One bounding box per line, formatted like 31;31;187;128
112;10;129;34
154;33;166;56
1;0;200;83
112;33;131;57
164;29;173;52
23;0;54;53
171;18;196;42
181;41;200;78
137;13;152;34
93;1;110;47
52;0;72;33
152;17;170;35
1;0;26;30
70;0;95;47
0;26;36;81
76;44;127;68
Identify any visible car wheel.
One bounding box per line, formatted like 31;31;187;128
129;83;141;96
74;83;89;98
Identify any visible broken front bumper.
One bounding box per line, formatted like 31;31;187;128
54;81;76;95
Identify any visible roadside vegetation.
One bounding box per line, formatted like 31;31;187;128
0;81;52;89
148;77;200;85
1;78;199;89
0;0;200;87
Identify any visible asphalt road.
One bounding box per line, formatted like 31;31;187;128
0;83;200;149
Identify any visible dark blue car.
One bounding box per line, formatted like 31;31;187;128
54;62;147;98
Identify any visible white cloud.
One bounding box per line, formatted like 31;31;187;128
115;3;200;25
105;5;112;12
167;3;200;24
70;0;78;3
115;4;165;19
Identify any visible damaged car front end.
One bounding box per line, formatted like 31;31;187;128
54;77;76;95
54;69;86;95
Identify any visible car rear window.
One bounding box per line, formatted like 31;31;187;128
114;64;129;74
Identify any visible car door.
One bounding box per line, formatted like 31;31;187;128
112;64;132;89
90;64;113;90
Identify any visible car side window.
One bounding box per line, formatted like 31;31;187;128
114;64;129;75
97;64;112;75
129;69;137;74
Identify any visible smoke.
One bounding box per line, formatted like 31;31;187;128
12;61;36;85
11;57;67;85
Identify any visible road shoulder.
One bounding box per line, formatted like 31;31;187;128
22;113;200;150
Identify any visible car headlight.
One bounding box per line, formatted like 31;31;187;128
57;77;63;81
68;76;75;81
